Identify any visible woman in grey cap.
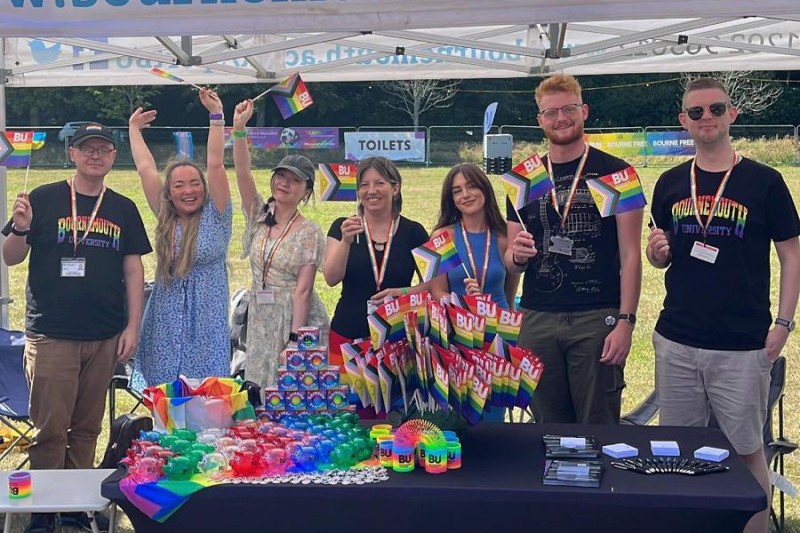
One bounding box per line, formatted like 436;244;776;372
232;99;329;391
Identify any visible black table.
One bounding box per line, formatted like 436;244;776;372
102;423;766;533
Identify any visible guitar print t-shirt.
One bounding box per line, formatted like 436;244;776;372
507;148;631;312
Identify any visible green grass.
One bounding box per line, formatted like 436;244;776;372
0;165;798;532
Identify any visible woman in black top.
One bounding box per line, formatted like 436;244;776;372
324;156;429;371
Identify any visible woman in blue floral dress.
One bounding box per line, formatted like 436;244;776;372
128;89;233;390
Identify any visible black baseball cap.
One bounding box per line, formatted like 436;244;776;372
273;155;315;185
70;123;116;148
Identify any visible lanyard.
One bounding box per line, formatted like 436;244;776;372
546;145;590;230
260;210;301;289
68;177;106;257
459;223;491;289
363;216;396;291
690;153;737;240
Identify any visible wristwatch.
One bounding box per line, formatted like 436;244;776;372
775;318;796;332
10;224;30;236
617;313;637;326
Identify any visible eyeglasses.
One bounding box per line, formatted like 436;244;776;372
683;102;728;121
538;103;584;121
77;146;114;157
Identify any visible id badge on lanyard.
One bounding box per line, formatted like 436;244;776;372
255;289;276;305
60;257;86;278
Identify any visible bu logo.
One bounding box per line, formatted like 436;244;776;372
338;165;350;175
611;169;631;185
428;454;443;465
433;234;447;248
523;154;542;172
385;300;400;315
499;310;522;327
398;454;413;464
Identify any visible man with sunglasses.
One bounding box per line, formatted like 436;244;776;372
2;123;151;533
505;74;643;425
648;78;800;533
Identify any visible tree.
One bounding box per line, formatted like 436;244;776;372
378;79;460;129
87;85;161;123
679;72;784;116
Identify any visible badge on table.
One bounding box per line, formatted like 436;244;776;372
690;241;718;264
61;257;86;278
549;235;573;256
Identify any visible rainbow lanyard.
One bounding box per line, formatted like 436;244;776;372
546;145;590;230
260;210;300;289
689;152;738;241
363;216;397;291
68;176;105;257
459;223;491;288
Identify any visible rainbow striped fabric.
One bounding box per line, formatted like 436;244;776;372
3;131;33;168
149;67;186;84
501;153;553;210
318;163;357;201
411;231;463;283
267;73;314;119
586;166;647;217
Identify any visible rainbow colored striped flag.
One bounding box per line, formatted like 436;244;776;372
430;345;451;411
464;374;490;425
2;131;33;168
318;163;357;201
149;67;187;84
367;295;410;349
497;308;523;346
268;73;314;119
120;475;217;523
501;153;553;210
586;166;647;217
446;304;474;348
411;231;463;283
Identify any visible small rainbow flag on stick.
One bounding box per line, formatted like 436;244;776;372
148;67;203;91
255;73;314;119
412;232;463;283
2;131;33;169
318;163;357;201
586;166;648;217
501;153;553;210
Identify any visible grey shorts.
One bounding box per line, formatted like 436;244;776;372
654;331;771;456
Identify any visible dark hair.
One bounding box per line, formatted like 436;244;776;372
434;163;507;237
356;156;403;216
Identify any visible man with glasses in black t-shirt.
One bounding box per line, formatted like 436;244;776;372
648;78;800;533
2;123;152;533
505;74;643;425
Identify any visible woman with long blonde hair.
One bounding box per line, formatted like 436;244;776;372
128;89;233;389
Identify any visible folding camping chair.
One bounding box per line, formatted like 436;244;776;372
763;356;797;533
107;360;146;432
0;329;35;469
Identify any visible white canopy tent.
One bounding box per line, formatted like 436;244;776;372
1;0;799;324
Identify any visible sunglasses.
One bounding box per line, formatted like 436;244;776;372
683;102;728;121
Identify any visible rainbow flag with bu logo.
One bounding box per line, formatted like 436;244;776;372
411;231;463;283
586;166;647;217
501;153;553;210
318;163;357;201
3;131;33;168
268;73;314;119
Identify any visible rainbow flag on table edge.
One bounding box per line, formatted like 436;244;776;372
267;73;314;119
501;153;553;210
120;475;216;523
586;166;647;217
319;163;357;201
3;131;33;168
411;231;463;283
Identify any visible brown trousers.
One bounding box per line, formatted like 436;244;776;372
24;334;119;470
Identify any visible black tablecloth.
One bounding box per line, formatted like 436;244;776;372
102;423;766;533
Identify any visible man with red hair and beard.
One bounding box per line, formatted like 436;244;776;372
505;74;643;425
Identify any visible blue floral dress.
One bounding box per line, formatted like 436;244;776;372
131;200;233;391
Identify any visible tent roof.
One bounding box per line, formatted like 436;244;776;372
2;2;800;86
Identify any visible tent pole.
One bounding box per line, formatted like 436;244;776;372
0;38;10;329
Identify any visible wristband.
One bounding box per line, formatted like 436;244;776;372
10;224;30;237
401;287;409;295
232;129;248;139
512;253;528;268
209;119;225;127
209;113;224;121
